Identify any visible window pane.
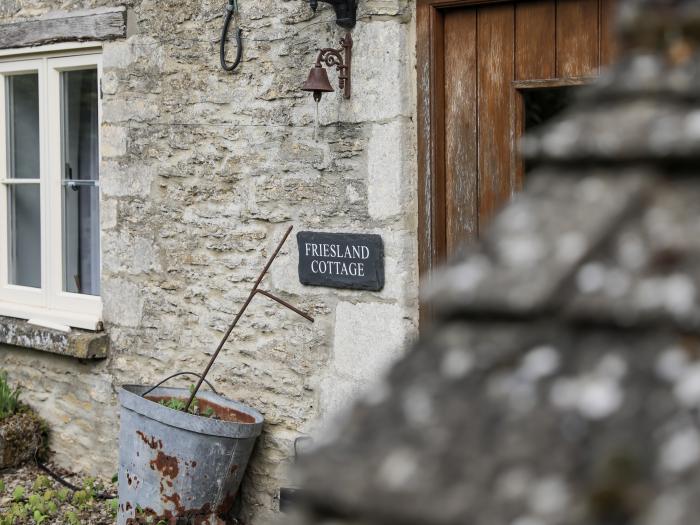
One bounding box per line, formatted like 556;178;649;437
6;74;40;180
62;69;100;296
6;74;41;288
8;184;41;288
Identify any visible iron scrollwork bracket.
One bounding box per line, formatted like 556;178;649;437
314;33;353;98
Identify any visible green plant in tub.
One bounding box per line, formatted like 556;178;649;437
155;383;218;418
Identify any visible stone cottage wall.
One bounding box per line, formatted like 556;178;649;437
0;0;417;522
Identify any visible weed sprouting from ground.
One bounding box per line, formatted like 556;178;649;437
0;372;21;421
0;469;117;525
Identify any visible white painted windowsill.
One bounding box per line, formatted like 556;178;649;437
0;301;101;331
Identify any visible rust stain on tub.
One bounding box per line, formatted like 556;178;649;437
161;490;184;512
146;395;256;424
150;451;180;478
136;430;163;450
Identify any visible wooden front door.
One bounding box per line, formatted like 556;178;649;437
417;0;618;312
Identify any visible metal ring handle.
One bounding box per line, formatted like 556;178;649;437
220;4;243;72
141;372;220;398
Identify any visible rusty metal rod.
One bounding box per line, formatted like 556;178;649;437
257;289;315;323
184;225;309;411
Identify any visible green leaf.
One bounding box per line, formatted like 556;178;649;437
32;476;50;491
27;493;42;511
56;488;70;502
0;370;22;421
12;486;25;502
108;498;119;516
10;502;27;518
72;489;90;507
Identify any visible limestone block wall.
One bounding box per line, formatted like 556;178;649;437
0;0;418;522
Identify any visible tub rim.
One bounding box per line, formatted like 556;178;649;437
119;384;264;439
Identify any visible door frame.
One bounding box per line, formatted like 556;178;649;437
417;0;513;323
416;0;610;323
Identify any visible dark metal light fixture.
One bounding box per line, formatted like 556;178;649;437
302;32;353;102
309;0;358;28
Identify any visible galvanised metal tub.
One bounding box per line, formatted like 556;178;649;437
118;385;264;525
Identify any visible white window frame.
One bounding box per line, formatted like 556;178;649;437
0;44;103;330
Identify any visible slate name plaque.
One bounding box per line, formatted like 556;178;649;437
297;231;384;291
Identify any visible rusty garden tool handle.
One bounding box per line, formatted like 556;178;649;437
256;289;315;322
185;225;312;411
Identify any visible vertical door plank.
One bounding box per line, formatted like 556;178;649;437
557;0;600;77
417;3;446;326
444;8;478;257
515;0;556;192
417;0;435;321
431;7;447;265
516;0;556;80
477;4;515;230
600;0;618;66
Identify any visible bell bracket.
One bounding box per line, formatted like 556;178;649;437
314;32;353;99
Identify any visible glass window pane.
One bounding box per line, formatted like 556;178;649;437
6;73;41;288
6;74;40;180
62;69;100;296
8;184;41;288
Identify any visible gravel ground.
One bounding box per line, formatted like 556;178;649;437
0;461;117;524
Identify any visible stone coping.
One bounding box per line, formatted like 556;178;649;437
0;316;108;359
